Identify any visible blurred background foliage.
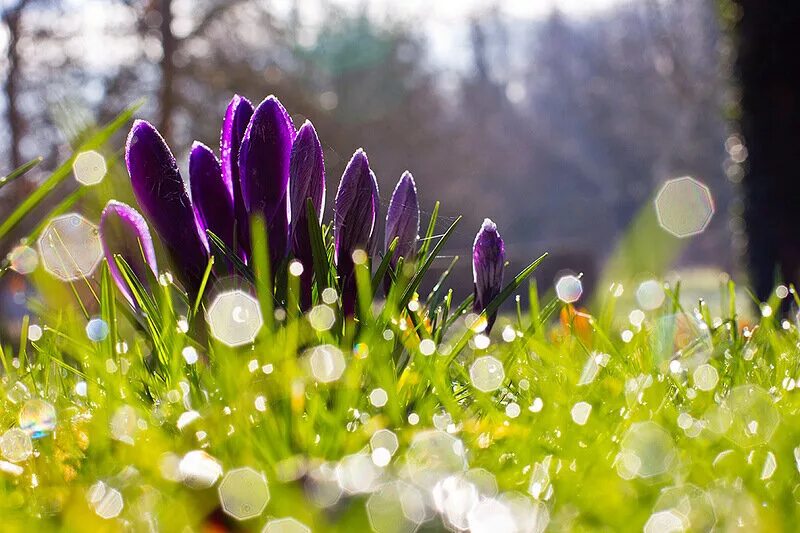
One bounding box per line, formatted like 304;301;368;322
0;0;742;314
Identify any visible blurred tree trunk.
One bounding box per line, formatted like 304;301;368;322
158;0;176;142
2;0;31;169
734;1;800;301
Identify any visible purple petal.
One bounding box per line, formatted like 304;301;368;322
289;120;326;237
190;141;235;252
385;171;420;265
126;120;209;291
239;95;295;267
472;218;505;332
334;148;379;314
100;200;158;307
289;120;326;310
220;95;253;259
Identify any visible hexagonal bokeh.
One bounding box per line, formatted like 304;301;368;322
207;290;264;347
693;364;719;392
467;497;516;533
1;428;33;463
571;402;592;425
469;356;505;393
218;467;270;520
655;176;714;238
403;430;468;489
336;453;382;494
555;275;583;303
38;213;103;281
371;429;399;456
653;484;716;532
19;398;56;438
367;480;428;533
723;384;779;448
7;245;38;275
307;344;346;383
179;450;223;489
498;492;549;533
643;509;686;533
87;481;124;519
261;517;311;533
636;280;665;310
616;422;676;479
73;150;107;185
306;463;343;508
432;474;480;530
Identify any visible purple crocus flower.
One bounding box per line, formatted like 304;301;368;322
385;171;420;266
220;95;253;259
99;200;158;308
239;95;295;270
472;218;505;333
334;149;379;315
126;119;210;292
190;141;235;254
289;120;325;309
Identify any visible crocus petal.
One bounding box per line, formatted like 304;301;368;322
126;119;209;292
385;171;420;265
220;95;253;259
239;95;295;269
472;218;505;333
334;148;379;314
190;141;235;252
99;200;158;308
289;120;326;310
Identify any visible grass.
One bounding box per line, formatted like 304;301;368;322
2;123;800;533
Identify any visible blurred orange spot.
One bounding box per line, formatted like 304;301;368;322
559;305;593;343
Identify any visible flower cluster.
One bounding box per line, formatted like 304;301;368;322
101;95;506;329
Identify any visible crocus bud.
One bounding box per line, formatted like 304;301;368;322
99;200;158;308
220;95;253;259
472;218;505;333
126;120;209;292
289;120;325;309
190;141;235;254
239;95;294;270
334;149;379;315
385;171;420;266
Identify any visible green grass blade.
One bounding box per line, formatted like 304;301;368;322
250;216;274;331
398;215;461;312
372;236;398;295
206;230;253;283
0;100;143;240
417;201;440;259
445;252;548;367
306;198;333;293
0;156;43;191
